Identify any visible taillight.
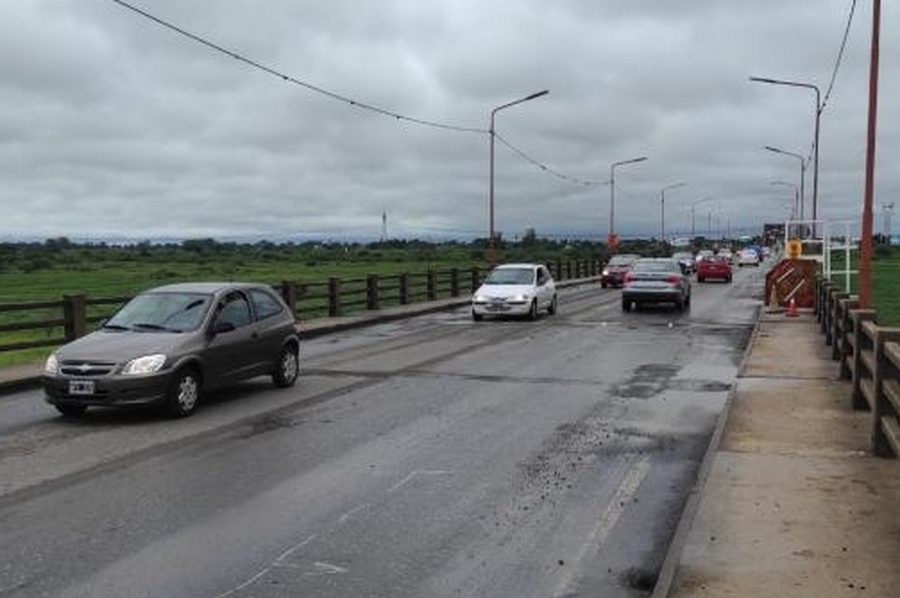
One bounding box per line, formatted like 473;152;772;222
665;275;682;284
624;272;636;283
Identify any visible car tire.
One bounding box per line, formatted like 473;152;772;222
472;311;483;322
726;275;732;283
547;295;558;315
272;344;300;388
165;368;201;418
55;404;87;417
621;298;631;312
601;282;608;289
528;300;538;320
698;276;704;283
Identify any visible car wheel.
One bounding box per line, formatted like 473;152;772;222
528;299;538;320
547;295;558;315
272;344;300;388
55;404;87;417
472;310;483;322
601;282;608;289
621;297;631;312
165;368;201;418
727;275;732;283
698;276;704;283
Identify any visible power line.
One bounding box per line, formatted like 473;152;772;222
494;133;607;187
821;0;859;113
107;0;486;134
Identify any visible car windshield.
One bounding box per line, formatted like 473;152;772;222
633;260;679;273
484;267;535;285
106;292;213;332
608;256;633;266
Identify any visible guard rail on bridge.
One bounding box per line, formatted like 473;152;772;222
817;277;900;458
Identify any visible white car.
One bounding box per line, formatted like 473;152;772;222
472;263;557;321
736;248;760;267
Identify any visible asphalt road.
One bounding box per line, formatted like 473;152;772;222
0;265;767;598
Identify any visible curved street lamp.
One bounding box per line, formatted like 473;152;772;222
608;156;648;249
765;145;807;220
749;76;821;225
488;89;549;266
689;196;716;239
660;182;687;243
771;180;800;219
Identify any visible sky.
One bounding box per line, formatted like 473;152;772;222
1;0;896;243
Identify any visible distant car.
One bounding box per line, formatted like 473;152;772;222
697;255;733;283
717;248;734;263
471;263;557;321
737;248;761;267
42;282;301;418
601;254;639;288
694;249;715;265
672;251;696;274
622;258;692;312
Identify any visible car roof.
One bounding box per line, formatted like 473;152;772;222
143;282;271;295
492;263;541;269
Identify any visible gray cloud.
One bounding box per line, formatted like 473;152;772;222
1;0;895;242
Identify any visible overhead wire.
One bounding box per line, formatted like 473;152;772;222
107;0;485;134
107;0;605;192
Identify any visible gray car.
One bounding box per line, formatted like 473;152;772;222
42;282;300;417
621;258;692;312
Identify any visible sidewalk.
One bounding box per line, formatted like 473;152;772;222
657;310;900;597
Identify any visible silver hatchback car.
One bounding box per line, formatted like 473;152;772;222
42;282;300;417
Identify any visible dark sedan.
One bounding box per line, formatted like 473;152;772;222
42;282;300;417
600;254;639;288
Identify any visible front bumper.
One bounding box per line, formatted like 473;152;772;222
472;300;532;317
43;372;171;408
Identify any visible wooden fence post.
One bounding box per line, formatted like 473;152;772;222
328;277;341;317
450;268;460;297
63;294;87;341
871;330;900;457
366;274;380;310
427;269;437;301
471;267;480;293
566;260;572;280
279;281;297;315
399;273;410;305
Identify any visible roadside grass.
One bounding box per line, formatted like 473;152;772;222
827;253;900;326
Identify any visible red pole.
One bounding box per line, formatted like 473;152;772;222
859;0;880;308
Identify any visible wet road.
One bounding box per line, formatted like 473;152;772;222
0;265;767;597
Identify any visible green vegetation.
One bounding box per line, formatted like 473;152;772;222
827;244;900;327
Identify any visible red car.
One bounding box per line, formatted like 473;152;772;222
696;255;732;283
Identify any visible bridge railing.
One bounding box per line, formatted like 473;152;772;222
0;259;601;358
816;276;900;458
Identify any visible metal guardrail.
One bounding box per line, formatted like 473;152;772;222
816;276;900;458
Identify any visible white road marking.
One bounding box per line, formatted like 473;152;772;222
388;469;452;493
302;561;349;577
213;534;317;598
552;456;652;598
338;503;370;525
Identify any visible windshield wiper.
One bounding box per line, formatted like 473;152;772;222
102;323;130;331
131;322;178;332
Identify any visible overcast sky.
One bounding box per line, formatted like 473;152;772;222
1;0;896;243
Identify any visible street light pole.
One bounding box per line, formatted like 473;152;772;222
771;180;800;220
690;196;715;240
660;182;687;243
488;89;549;266
765;145;807;220
749;76;822;227
608;156;648;250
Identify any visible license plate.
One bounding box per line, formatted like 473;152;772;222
69;380;95;395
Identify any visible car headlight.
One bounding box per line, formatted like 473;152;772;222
44;354;59;374
121;354;167;375
602;269;610;276
473;294;487;303
511;294;530;303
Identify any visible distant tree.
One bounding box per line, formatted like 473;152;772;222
522;228;537;246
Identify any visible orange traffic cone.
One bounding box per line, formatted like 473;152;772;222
786;296;799;317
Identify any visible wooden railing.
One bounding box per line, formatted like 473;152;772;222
817;276;900;458
0;259;600;356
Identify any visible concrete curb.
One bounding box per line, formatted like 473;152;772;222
650;302;764;598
